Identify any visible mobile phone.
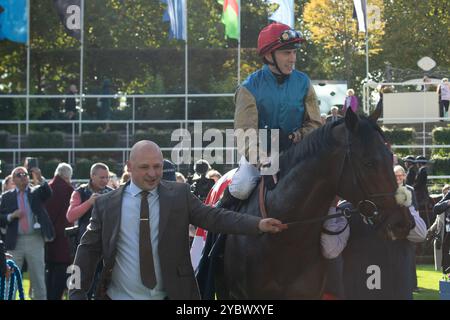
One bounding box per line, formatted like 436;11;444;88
25;157;38;171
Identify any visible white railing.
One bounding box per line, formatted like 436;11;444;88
0;93;235;135
0;118;448;180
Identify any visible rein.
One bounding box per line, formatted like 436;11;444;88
260;122;398;232
284;207;357;228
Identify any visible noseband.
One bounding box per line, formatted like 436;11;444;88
343;128;397;225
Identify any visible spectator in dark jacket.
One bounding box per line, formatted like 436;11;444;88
190;159;215;202
66;162;112;299
433;184;450;273
414;156;431;226
402;155;417;187
45;163;74;300
64;84;78;120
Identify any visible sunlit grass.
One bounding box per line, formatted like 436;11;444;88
414;264;443;300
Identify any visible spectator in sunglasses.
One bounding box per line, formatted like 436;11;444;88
0;166;55;299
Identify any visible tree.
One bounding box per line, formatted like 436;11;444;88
381;0;449;74
303;0;385;85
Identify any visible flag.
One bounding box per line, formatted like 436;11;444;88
353;0;367;33
0;0;28;44
53;0;81;40
190;168;237;271
218;0;239;40
161;0;186;41
190;227;207;272
267;0;294;28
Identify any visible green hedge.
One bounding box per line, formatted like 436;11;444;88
430;155;450;175
73;157;119;179
80;131;119;148
432;127;450;157
40;158;63;178
27;131;64;148
432;126;450;144
381;126;415;145
0;131;10;148
382;127;415;157
133;128;174;147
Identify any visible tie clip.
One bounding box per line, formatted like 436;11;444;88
140;218;149;221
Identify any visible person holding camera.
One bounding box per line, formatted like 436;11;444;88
0;166;55;299
23;157;45;187
190;159;215;202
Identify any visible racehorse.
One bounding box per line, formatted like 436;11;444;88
217;106;414;299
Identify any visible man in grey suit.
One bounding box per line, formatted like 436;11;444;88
69;140;286;300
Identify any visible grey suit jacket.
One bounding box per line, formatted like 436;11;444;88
69;180;261;300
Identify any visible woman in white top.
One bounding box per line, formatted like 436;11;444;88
437;78;450;119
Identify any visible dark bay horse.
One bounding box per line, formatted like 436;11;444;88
220;107;413;299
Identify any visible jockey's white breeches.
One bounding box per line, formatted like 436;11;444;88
229;156;261;200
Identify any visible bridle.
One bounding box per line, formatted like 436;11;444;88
283;123;397;230
342;126;398;225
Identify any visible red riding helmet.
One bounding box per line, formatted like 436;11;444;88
257;23;305;56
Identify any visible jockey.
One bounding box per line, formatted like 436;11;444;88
218;22;321;208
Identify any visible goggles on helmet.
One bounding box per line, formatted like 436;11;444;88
279;29;302;43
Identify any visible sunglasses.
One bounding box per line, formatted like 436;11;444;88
279;29;302;43
14;172;29;178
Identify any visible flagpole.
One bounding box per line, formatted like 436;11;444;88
79;0;84;135
364;0;369;114
184;0;188;132
26;0;30;135
237;0;241;85
365;0;369;80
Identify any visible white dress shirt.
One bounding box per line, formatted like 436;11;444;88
107;181;167;300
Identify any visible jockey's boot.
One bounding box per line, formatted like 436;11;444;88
215;186;240;210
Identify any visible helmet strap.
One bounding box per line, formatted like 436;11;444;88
270;52;290;81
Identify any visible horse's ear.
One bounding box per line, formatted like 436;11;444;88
345;107;359;132
368;103;382;123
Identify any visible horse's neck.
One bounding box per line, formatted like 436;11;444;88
266;149;343;221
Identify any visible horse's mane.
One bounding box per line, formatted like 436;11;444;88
279;116;385;177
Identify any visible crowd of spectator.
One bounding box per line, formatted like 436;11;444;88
0;157;222;300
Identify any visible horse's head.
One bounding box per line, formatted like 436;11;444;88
336;106;414;240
